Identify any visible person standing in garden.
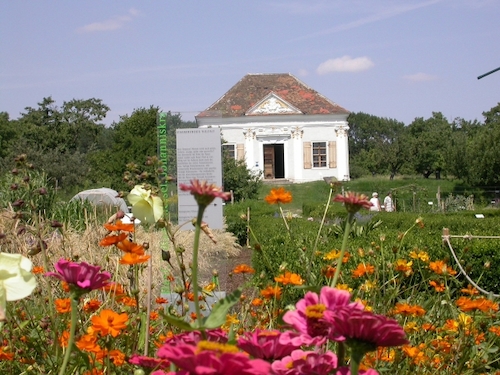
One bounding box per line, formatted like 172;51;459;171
384;191;395;212
369;192;381;211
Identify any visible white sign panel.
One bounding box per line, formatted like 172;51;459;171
176;128;223;230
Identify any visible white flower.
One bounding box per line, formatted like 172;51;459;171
0;253;37;320
127;185;164;224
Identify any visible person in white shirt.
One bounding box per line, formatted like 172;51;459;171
384;192;395;212
369;192;381;212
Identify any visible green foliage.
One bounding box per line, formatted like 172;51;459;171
0;158;57;220
223;157;262;202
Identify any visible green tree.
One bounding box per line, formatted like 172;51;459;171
465;103;500;187
348;112;409;178
407;112;452;179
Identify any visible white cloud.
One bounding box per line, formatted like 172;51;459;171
403;72;438;82
316;56;374;74
77;8;139;33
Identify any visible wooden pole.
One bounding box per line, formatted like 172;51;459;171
246;207;250;248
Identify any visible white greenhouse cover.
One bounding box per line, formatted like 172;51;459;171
70;188;129;213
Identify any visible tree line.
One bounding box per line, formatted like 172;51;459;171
0;97;260;201
348;103;500;188
1;97;499;199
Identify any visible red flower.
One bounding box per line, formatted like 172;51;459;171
333;192;372;213
179;179;230;207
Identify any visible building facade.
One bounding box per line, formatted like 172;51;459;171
196;73;350;182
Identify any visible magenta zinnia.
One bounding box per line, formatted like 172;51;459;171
271;349;338;375
45;259;111;292
333;192;372;213
329;308;409;349
179;179;230;207
237;329;319;360
157;341;270;375
283;286;364;340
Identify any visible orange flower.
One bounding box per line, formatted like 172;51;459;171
102;282;126;296
59;331;70;348
156;297;168;304
322;265;336;278
352;263;375;278
76;334;101;353
103;220;135;233
32;266;45;274
456;296;499;313
429;260;457;276
264;187;292;205
0;347;14;361
150;311;159;320
232;264;255;274
461;284;479;296
55;298;72;313
95;349;125;366
119;252;150;265
429;280;445;292
489;326;500;336
117;296;137;307
83;299;102;312
61;281;71;293
190;312;198;321
116;239;145;255
274;271;304;286
393;303;426;317
260;286;282;300
251;298;263;307
91;309;128;337
99;233;128;247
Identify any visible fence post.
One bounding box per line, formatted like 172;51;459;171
246;207;250;248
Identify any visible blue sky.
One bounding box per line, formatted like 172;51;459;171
1;0;499;126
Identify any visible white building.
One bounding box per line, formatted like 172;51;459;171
196;73;350;182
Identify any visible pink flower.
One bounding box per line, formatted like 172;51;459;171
271;349;338;375
157;341;270;375
237;329;319;360
45;259;111;292
333;192;372;213
336;368;379;375
179;179;230;208
129;354;170;370
283;286;364;340
329;308;409;348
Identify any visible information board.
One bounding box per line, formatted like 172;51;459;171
176;128;223;230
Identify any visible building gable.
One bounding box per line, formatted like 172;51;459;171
246;92;302;116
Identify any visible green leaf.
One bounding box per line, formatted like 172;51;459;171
137;312;147;352
160;311;196;331
202;289;241;329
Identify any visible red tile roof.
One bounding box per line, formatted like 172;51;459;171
196;73;349;118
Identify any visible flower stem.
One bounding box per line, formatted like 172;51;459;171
192;205;206;329
278;205;290;232
349;348;364;375
330;212;354;288
59;294;79;375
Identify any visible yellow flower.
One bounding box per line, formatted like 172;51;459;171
127;185;163;224
0;252;37;321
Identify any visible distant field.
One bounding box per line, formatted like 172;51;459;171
258;176;491;213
